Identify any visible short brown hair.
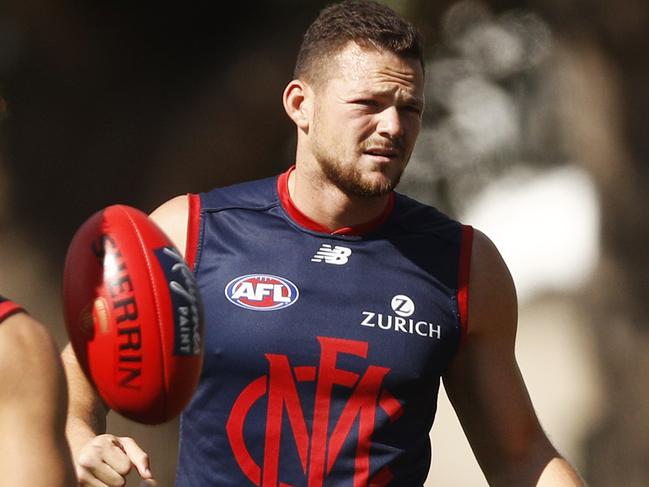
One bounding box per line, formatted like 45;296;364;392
294;0;424;83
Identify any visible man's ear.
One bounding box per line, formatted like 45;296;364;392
283;79;311;131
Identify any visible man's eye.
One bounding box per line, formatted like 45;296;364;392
355;99;380;108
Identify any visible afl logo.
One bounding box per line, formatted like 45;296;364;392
225;274;299;311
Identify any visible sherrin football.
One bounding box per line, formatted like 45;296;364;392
63;204;204;424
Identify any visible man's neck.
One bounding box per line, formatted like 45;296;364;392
288;164;391;232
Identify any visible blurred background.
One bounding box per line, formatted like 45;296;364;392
0;0;647;485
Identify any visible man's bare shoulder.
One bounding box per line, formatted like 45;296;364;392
0;313;62;403
149;194;190;258
466;228;518;341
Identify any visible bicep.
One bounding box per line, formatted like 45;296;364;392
0;313;67;415
443;334;543;470
0;314;76;486
443;230;555;483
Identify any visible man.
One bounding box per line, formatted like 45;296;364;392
0;296;76;486
64;1;586;485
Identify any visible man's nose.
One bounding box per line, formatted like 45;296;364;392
376;106;403;139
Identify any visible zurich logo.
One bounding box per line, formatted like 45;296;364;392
225;274;299;311
391;295;415;317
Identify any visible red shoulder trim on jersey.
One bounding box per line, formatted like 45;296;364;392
277;165;395;236
0;297;24;324
457;225;474;345
185;193;201;271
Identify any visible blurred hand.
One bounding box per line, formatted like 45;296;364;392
75;434;154;486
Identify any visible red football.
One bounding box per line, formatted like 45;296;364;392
63;204;204;424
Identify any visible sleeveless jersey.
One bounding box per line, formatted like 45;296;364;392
0;296;23;324
176;168;473;486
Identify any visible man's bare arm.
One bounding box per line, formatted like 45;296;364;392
0;312;76;487
61;343;108;457
443;229;585;486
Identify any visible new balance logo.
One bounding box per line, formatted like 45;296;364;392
311;244;352;265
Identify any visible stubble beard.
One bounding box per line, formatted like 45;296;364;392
313;143;405;198
319;157;400;197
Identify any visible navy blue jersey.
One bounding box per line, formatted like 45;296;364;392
0;296;23;324
176;167;473;486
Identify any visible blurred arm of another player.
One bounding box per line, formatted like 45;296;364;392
0;301;76;487
442;230;586;486
61;343;157;486
63;195;188;487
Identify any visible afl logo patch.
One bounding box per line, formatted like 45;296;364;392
225;274;299;311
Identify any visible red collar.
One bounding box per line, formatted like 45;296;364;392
276;166;395;236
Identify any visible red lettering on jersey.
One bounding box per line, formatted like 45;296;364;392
226;336;402;486
263;354;310;486
326;365;390;485
308;337;367;486
227;376;267;485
